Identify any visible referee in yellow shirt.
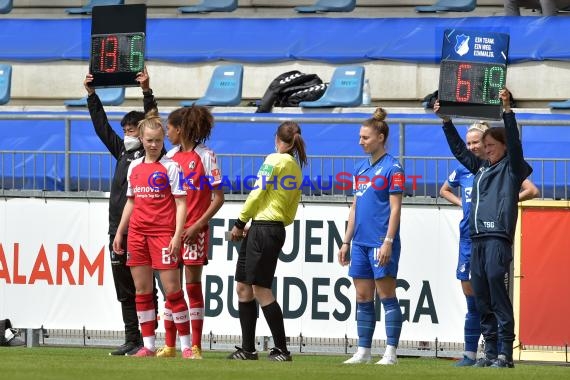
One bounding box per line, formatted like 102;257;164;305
228;121;307;362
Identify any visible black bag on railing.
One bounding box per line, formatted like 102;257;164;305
256;71;327;113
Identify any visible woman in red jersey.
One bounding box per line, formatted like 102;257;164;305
154;105;224;359
113;111;191;358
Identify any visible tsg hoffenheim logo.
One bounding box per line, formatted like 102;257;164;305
454;34;470;56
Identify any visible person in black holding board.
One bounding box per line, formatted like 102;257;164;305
84;68;162;356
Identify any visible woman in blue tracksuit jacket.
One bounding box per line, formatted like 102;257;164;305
436;88;532;368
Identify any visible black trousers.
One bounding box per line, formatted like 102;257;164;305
109;235;161;344
470;236;515;359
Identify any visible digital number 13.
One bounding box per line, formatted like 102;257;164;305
99;35;118;73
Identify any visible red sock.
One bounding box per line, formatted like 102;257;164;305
163;300;177;347
167;290;190;337
135;293;156;338
187;282;204;348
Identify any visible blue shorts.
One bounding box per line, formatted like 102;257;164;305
348;242;400;280
456;238;472;281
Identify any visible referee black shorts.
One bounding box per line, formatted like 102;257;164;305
235;221;286;289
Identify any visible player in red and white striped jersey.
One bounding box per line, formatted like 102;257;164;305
113;111;191;358
153;105;224;360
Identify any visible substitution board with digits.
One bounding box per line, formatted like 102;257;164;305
438;29;510;120
89;4;146;88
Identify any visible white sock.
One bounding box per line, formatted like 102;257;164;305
357;346;371;357
179;334;191;351
384;345;396;357
143;336;156;351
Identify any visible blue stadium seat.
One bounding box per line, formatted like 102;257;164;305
180;64;243;107
178;0;238;13
0;0;13;14
0;64;12;105
299;66;364;108
548;100;570;109
295;0;356;13
415;0;476;13
64;87;125;107
65;0;124;15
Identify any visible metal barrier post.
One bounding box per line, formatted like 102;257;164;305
64;118;71;192
26;328;40;347
399;121;405;167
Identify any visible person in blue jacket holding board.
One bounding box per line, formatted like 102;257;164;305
436;88;534;368
439;119;538;366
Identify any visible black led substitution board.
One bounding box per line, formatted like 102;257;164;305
89;4;146;88
438;29;510;120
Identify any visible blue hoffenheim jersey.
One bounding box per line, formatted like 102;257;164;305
447;164;474;239
352;153;404;247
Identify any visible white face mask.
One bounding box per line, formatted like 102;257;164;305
124;135;141;151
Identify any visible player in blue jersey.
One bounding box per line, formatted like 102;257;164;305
338;107;404;365
440;121;489;366
440;120;539;366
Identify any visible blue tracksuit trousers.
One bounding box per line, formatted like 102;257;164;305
470;236;515;360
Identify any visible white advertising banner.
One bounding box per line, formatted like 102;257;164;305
0;198;120;330
0;198;465;343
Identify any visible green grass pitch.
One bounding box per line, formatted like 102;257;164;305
2;347;568;380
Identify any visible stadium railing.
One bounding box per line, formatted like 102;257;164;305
26;327;468;358
1;113;568;200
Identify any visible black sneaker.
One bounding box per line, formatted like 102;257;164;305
490;357;515;368
268;347;292;362
109;341;141;356
472;357;495;367
125;343;144;356
227;346;259;360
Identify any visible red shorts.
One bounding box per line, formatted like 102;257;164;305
127;231;181;270
181;230;209;266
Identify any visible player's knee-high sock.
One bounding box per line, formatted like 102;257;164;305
356;301;376;349
167;290;191;350
381;297;403;349
464;295;481;358
261;301;288;353
186;282;204;348
135;293;156;351
497;329;504;357
239;300;258;352
162;300;177;348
